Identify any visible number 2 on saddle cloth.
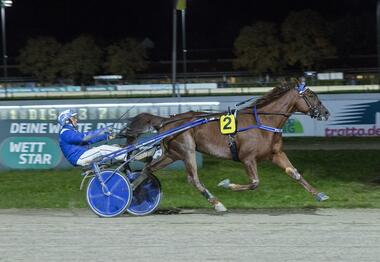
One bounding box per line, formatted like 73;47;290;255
220;114;237;135
219;111;239;161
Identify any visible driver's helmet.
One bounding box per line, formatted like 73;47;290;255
58;109;78;126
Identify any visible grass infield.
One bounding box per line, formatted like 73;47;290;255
1;149;380;209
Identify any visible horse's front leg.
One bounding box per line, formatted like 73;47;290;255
218;158;260;191
271;151;329;201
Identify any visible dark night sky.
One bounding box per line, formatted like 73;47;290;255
5;0;378;60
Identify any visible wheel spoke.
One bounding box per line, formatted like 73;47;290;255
103;173;115;184
106;196;111;213
111;193;127;204
89;193;106;199
109;178;123;192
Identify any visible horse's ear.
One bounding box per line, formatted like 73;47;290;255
295;81;308;94
278;79;290;90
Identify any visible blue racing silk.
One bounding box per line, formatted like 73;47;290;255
59;124;109;166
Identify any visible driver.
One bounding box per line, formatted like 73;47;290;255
57;109;126;166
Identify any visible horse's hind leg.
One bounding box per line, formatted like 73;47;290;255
271;151;329;201
218;158;260;191
183;151;227;212
144;154;176;173
131;155;176;190
147;149;227;212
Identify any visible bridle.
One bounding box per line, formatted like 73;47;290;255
296;83;322;119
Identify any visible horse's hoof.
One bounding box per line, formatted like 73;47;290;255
214;202;227;212
217;179;230;189
315;192;330;202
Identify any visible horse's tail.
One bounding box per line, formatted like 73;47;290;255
119;113;167;145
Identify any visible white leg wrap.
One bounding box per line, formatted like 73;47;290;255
217;179;231;189
286;167;301;180
214;202;227;212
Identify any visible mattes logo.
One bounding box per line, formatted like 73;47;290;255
0;137;62;169
283;118;304;134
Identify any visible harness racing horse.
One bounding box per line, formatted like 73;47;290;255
122;82;330;212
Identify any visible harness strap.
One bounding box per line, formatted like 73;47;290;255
253;106;261;125
228;134;239;161
237;106;283;133
238;125;282;133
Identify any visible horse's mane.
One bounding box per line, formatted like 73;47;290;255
250;81;294;109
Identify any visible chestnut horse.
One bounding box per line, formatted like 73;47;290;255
122;82;330;212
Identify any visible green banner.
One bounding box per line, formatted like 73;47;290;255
283;119;304;134
0;136;62;169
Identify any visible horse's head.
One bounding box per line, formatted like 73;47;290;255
294;83;330;121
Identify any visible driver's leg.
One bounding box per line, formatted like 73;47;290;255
76;145;126;166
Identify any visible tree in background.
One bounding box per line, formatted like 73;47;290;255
281;10;335;70
233;22;282;75
331;14;376;62
57;35;103;85
17;37;62;85
104;38;148;80
234;10;336;74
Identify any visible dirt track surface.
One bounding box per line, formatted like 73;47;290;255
0;208;380;262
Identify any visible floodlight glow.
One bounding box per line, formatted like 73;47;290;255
2;0;12;7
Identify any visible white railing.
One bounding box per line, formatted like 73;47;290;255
0;84;379;99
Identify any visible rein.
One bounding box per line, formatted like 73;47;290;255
237;106;283;133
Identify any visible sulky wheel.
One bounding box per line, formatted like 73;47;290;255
86;170;132;218
126;172;162;216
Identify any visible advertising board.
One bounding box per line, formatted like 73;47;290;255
0;99;217;170
0;94;379;169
